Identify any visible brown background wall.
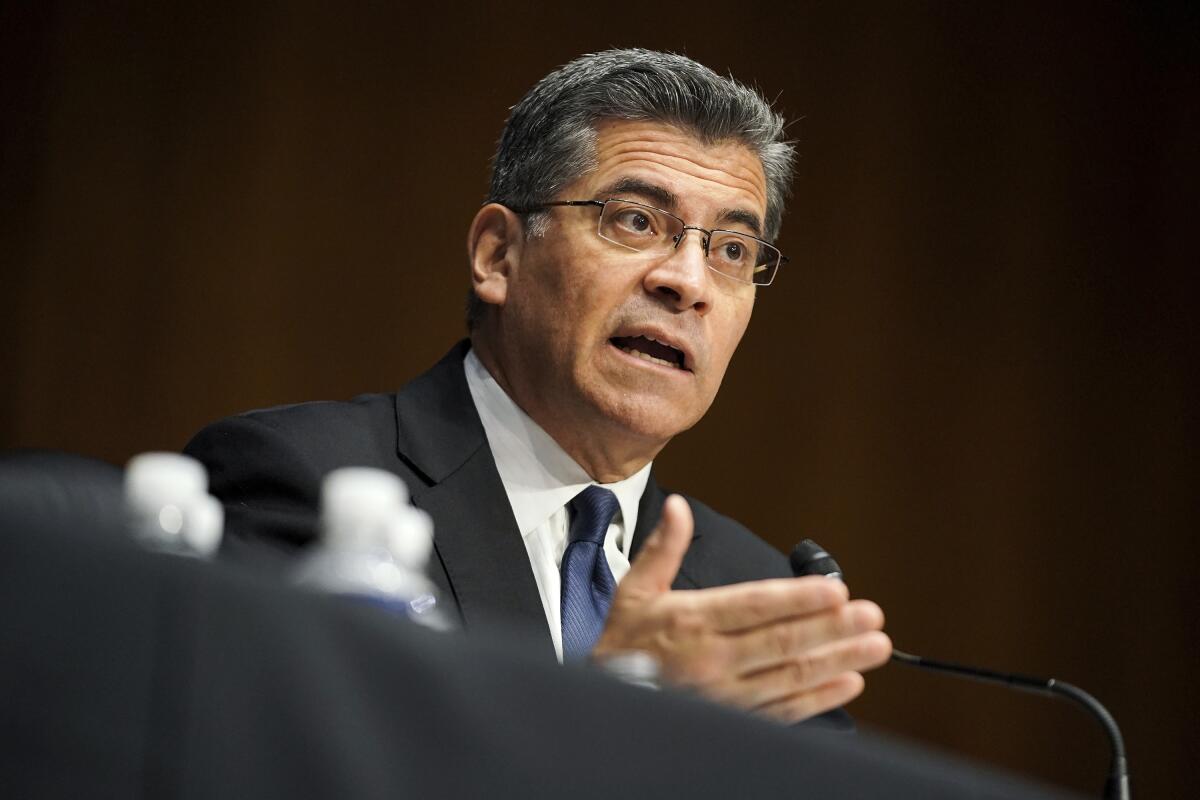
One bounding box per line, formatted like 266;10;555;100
3;3;1196;796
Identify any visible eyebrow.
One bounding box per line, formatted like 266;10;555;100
594;177;764;238
595;177;678;210
715;207;763;238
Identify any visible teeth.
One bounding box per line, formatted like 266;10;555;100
643;335;677;353
620;346;679;369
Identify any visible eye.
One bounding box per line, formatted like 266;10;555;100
615;209;655;235
708;232;763;281
721;240;746;262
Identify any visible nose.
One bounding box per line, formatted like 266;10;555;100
644;228;712;314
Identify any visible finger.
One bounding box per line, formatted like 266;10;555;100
694;575;849;633
713;631;892;708
753;671;867;725
724;600;886;673
621;494;694;595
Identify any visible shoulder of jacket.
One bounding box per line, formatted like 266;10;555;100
232;392;395;431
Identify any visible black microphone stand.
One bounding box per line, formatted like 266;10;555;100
791;540;1130;800
889;649;1129;800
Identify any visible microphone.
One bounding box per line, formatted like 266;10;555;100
790;539;1130;800
788;539;842;581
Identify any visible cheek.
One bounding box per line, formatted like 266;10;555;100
523;240;593;313
713;302;753;363
554;268;632;343
508;252;578;335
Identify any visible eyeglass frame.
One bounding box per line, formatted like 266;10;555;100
510;198;787;287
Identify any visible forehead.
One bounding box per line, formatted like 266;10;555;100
576;119;769;222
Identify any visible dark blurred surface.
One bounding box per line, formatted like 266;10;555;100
2;3;1195;796
0;449;125;534
0;493;1084;800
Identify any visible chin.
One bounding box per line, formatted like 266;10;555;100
591;388;706;445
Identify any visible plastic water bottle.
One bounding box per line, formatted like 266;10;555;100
294;467;452;631
124;452;223;557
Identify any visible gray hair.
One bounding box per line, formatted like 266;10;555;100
468;48;796;328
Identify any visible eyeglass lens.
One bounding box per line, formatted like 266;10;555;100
596;200;777;286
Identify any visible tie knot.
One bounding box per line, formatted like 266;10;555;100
568;485;620;546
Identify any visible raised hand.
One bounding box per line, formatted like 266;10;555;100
593;495;892;722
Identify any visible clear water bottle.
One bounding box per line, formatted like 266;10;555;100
124;452;224;557
294;467;452;631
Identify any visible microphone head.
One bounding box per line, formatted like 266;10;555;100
790;539;844;580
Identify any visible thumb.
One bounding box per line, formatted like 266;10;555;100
622;494;694;595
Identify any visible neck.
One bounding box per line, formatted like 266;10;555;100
548;425;660;484
470;336;665;483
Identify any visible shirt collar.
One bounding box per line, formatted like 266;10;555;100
463;348;650;554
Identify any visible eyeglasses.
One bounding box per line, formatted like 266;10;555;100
521;198;786;287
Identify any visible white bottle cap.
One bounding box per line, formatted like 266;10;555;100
181;494;224;557
125;452;208;515
320;467;407;549
386;506;434;570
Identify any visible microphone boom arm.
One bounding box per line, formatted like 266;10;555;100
790;539;1130;800
889;649;1128;800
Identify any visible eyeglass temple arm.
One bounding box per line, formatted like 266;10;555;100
500;200;604;214
542;200;605;209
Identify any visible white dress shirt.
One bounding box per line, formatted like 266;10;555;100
463;348;651;662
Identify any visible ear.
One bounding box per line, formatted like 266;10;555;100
467;203;524;309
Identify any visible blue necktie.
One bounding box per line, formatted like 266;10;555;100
560;485;619;661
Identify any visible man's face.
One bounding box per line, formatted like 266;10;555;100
488;119;768;462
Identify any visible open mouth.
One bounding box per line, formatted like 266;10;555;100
610;335;688;371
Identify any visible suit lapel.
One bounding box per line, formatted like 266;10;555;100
392;342;552;656
630;471;703;590
392;341;710;653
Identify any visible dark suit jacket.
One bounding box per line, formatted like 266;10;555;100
185;340;792;659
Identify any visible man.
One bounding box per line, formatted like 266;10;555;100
186;49;891;724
